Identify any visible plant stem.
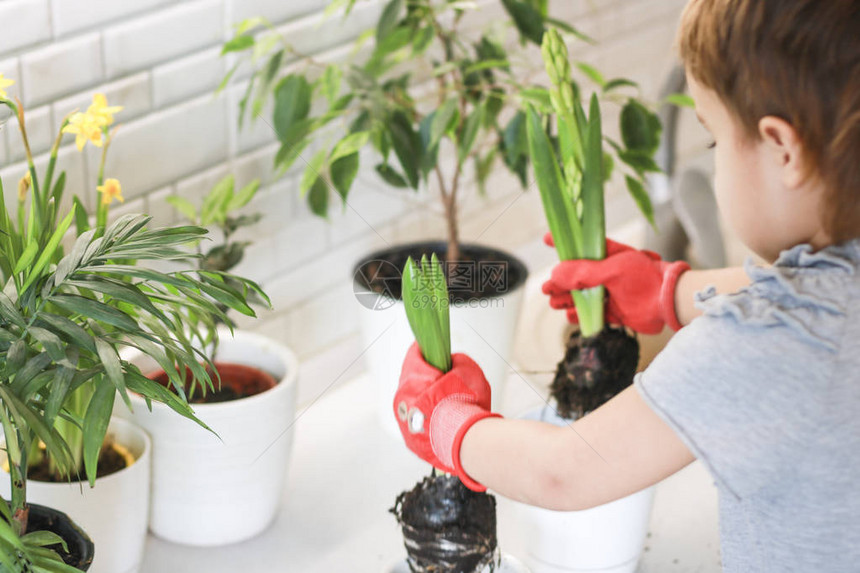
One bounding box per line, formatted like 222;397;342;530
0;405;27;535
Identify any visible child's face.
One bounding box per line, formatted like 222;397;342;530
687;75;828;262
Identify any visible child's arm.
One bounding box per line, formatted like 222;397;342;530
459;385;695;510
674;267;749;326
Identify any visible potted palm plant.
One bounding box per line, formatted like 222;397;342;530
511;30;662;573
223;0;607;432
0;80;264;571
117;175;300;547
391;254;528;573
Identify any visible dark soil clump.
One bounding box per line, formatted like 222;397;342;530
551;325;640;419
356;243;526;302
392;474;498;573
149;362;277;404
29;442;129;483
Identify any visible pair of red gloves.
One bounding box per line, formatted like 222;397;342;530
393;236;690;491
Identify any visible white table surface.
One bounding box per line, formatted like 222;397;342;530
139;371;723;573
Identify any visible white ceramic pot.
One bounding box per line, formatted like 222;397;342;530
1;417;151;573
118;329;299;546
513;406;655;573
354;242;529;436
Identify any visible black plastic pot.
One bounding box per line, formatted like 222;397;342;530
27;503;94;571
353;241;529;303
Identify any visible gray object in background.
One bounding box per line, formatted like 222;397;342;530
645;65;727;269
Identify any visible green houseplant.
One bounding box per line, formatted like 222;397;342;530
0;79;264;571
526;28;659;417
117;174;300;547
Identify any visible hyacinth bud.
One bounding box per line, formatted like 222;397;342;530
560;83;575;113
549;90;565;115
17;171;30;202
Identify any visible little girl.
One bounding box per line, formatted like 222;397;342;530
393;0;860;570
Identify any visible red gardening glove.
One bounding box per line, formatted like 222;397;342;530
542;232;690;334
394;342;501;492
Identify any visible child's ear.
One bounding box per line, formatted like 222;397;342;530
758;116;807;189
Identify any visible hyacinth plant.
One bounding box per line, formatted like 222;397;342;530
222;0;595;264
402;254;451;373
0;78;264;571
526;30;660;417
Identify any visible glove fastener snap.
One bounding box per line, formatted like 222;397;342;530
407;408;425;433
397;401;408;422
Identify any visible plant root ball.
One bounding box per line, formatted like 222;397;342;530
551;325;640;419
391;474;498;573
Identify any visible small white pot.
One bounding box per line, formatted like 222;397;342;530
118;329;299;546
1;417;151;573
354;242;529;436
513;406;655;573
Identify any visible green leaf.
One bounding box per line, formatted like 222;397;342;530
307;177;329;218
503;111;528;167
501;0;546;45
201;175;234;226
36;313;96;353
525;105;582;260
412;26;434;55
625;176;656;230
620;99;662;155
546;17;594;44
580;94;606;261
377;0;404;43
28;327;65;362
221;34;254;55
300;149;329;195
329;131;370;163
166;196;198;224
576;62;605;87
603;78;638;93
14;239;38;274
50;294;139;332
273;75;312;144
402;256;451;373
22;206;76;293
375;164;409;188
0;292;25;328
0;385;73;474
227;180;260;211
72;196;90;236
618;150;661;175
458;104;485;164
387;112;422;189
82;380;116;487
321;65;342;106
430;98;459;149
96;337;130;407
665;93;696;108
330;153;360;202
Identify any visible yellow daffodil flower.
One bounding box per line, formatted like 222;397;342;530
63;112;104;151
97;178;124;206
87;93;122;127
0;74;14;100
17;172;30;202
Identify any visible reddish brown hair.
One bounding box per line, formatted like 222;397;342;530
678;0;860;243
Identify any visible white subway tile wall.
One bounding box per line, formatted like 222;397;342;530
0;0;710;401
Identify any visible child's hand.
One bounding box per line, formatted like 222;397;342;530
393;342;501;492
542;233;690;334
